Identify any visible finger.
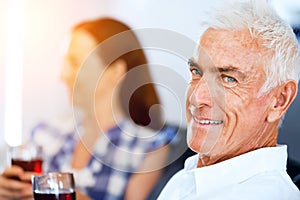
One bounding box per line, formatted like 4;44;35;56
0;177;30;191
20;172;35;183
0;182;32;199
0;187;22;199
2;165;24;178
20;184;34;199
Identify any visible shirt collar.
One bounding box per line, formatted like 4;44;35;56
184;145;287;196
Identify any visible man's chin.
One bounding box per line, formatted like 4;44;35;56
187;129;204;153
187;131;220;155
188;143;215;155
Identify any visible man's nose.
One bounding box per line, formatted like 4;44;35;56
189;77;213;108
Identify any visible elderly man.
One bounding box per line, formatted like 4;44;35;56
158;0;300;199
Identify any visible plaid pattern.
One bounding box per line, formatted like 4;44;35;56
31;119;177;200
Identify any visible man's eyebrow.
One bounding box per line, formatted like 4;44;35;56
218;66;239;72
188;58;199;68
187;60;245;78
218;66;246;78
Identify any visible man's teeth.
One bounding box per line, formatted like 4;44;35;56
194;118;223;125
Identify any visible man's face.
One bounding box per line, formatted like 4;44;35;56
186;28;277;160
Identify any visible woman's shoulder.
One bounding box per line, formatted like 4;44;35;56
120;119;180;151
30;118;78;158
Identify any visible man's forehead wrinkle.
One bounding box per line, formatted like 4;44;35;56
200;28;269;54
198;29;271;77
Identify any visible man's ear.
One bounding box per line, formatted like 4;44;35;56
267;80;298;123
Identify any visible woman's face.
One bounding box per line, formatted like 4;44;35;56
61;30;103;110
61;29;125;116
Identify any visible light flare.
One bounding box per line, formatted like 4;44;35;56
4;0;24;147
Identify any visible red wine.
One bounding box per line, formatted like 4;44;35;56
33;191;76;200
12;159;43;173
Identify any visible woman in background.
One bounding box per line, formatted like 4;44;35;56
0;17;176;200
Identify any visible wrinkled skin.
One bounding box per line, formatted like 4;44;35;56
186;28;296;167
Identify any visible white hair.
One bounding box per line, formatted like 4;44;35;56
201;0;300;94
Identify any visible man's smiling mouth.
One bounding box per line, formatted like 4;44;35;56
193;116;223;125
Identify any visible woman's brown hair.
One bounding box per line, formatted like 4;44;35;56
73;17;162;130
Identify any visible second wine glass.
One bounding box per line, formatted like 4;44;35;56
32;172;76;200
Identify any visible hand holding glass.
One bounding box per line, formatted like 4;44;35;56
32;172;76;200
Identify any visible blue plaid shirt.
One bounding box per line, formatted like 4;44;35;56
31;119;177;200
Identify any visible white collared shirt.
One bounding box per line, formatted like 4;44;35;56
158;145;300;200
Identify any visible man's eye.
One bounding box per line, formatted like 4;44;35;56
222;75;237;84
190;68;202;76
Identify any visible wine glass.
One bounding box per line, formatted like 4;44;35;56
32;172;76;200
9;143;43;173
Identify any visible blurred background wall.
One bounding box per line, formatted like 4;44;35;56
0;0;299;170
